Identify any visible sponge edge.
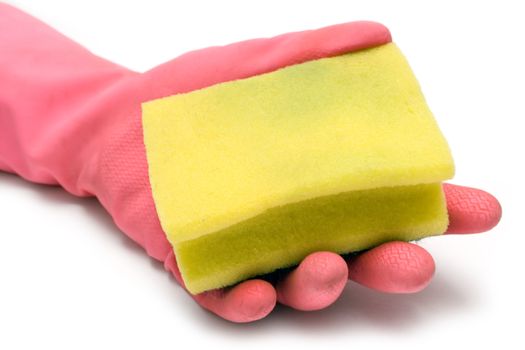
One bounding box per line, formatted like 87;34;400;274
142;42;454;294
175;183;448;294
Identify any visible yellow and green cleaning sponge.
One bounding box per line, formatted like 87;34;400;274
142;43;454;294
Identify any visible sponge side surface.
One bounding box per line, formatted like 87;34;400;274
176;183;448;294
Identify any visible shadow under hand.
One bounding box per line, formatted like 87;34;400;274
199;262;476;334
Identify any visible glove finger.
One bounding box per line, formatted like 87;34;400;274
275;251;348;311
444;183;502;234
164;251;276;323
346;241;435;293
192;279;277;323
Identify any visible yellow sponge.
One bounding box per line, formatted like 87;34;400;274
142;43;454;294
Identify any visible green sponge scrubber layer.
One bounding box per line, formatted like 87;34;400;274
142;43;454;294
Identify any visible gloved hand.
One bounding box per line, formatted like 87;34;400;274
0;4;501;323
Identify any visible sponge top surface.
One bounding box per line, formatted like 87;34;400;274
142;43;454;243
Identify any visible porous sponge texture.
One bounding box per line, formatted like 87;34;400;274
176;183;447;294
142;42;454;294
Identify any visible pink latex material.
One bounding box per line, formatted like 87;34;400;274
347;242;436;293
0;4;391;264
275;252;349;311
443;183;502;234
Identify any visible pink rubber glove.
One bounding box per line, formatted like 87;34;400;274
0;4;501;323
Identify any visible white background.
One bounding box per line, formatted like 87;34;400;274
1;0;523;348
